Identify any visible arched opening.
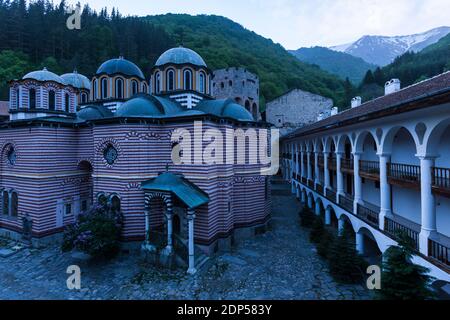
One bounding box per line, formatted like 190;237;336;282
166;69;175;91
155;72;161;94
2;190;9;215
358;132;380;211
97;193;108;206
356;227;383;266
93;79;98;99
10;191;18;217
48;90;56;111
252;102;258;120
101;78;108;99
110;195;121;213
115;78;124;99
244;100;250;112
131;80;138;96
199;72;205;93
235;97;242;104
183;69;192;90
15;89;20;108
64;93;70;112
29;88;36;109
338;135;354;197
80;92;88;104
339;214;355;237
173;214;181;236
142;82;148;94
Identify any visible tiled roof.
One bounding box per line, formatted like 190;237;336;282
0;101;9;116
284;71;450;139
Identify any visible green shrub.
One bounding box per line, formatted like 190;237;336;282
299;207;316;228
309;216;325;243
377;232;435;300
327;229;368;283
62;204;123;259
317;228;335;259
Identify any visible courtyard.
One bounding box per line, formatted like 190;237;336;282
0;180;372;300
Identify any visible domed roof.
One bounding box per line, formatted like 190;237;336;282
61;71;91;90
23;68;66;85
155;47;207;67
96;57;145;79
194;99;255;122
115;94;184;118
77;105;113;121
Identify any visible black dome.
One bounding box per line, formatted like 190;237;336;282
96;57;145;79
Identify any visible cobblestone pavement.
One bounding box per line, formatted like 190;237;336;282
0;182;372;300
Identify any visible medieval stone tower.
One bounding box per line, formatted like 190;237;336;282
212;67;260;120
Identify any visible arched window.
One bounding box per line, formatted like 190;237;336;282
115;78;124;99
101;78;108;99
132;80;138;96
228;80;233;87
11;191;18;217
110;195;121;213
81;92;88;104
142;83;148;94
93;79;98;99
65;93;70;112
16;89;20;109
48;91;56;111
184;69;192;90
98;193;107;206
166;69;175;91
2;190;9;215
155;72;161;94
29;88;36;109
199;72;205;94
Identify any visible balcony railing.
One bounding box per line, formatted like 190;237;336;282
384;215;420;250
341;158;354;173
316;183;323;195
301;176;307;184
318;155;324;167
356;202;379;227
428;238;450;266
432;167;450;197
339;193;354;213
325;188;336;202
307;179;314;188
388;162;420;187
360;160;380;180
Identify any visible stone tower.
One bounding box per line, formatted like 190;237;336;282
212;67;260;120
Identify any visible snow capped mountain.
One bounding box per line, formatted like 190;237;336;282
330;26;450;66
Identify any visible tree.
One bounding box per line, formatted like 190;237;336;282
309;216;325;244
362;69;375;85
299;206;316;228
377;232;435;300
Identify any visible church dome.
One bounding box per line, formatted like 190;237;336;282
96;57;145;79
155;47;207;67
194;99;255;122
116;94;183;117
77;105;113;121
23;68;66;85
61;71;91;90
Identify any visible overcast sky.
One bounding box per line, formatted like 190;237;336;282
66;0;450;49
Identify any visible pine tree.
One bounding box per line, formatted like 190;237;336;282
377;232;435;300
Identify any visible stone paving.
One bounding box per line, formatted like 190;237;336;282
0;181;372;300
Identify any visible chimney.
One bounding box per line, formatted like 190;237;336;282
317;112;324;121
330;107;338;116
351;96;362;108
385;79;401;95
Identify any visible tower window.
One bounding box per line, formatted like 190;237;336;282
132;80;138;95
65;93;70;112
199;72;205;94
142;83;148;94
93;79;98;99
81;92;88;104
184;69;192;90
2;190;9;215
116;78;124;99
16;89;19;108
167;69;175;91
156;72;161;94
101;78;108;99
29;88;36;109
48;91;56;111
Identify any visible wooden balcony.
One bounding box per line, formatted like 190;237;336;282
432;167;450;198
429;236;450;267
388;162;420;189
356;202;379;228
340;158;354;174
384;215;420;250
325;188;336;202
339;193;354;213
328;157;337;171
359;160;380;181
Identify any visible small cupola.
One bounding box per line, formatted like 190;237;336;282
385;78;401;95
351;96;362;108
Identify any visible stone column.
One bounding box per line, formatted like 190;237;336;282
187;209;197;274
163;196;174;255
143;205;156;252
325;207;331;225
353;153;362;213
324;152;330;191
314;152;320;186
336;152;344;202
356;232;365;255
379;154;392;230
419;156;437;255
315;200;321;216
338;218;345;236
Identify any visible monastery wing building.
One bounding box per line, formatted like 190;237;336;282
1;47;272;273
281;74;450;280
